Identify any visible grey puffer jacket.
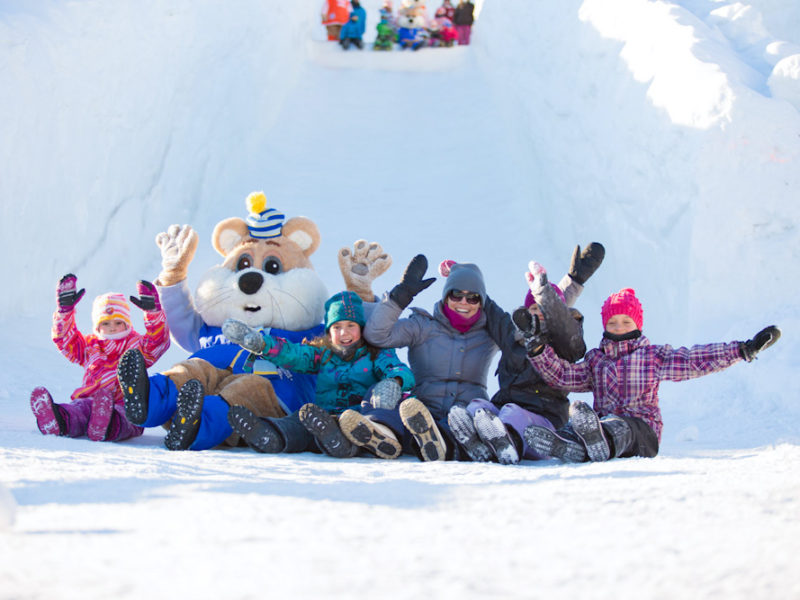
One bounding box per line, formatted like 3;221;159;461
364;295;506;421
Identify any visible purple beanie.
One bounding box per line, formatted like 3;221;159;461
524;284;566;308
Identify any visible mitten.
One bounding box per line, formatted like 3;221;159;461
56;274;85;313
222;319;268;355
512;307;546;357
389;254;436;309
129;280;161;312
338;239;392;302
568;242;605;285
526;261;549;296
155;224;199;287
366;378;403;410
739;325;781;362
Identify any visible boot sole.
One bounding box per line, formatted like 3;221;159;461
570;402;610;462
524;426;587;463
117;350;149;426
447;406;492;462
338;410;401;459
473;410;520;465
299;404;355;459
399;399;445;461
227;406;283;453
164;380;204;451
87;394;114;442
30;387;66;436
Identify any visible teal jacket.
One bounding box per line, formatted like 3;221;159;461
261;336;415;414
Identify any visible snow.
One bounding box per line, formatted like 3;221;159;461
1;0;799;598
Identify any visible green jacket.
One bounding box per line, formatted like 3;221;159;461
261;336;414;414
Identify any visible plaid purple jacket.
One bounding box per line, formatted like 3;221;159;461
529;335;742;441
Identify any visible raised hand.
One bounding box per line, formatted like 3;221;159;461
56;273;85;312
129;280;161;312
389;254;436;309
222;318;267;355
740;325;781;362
155;224;199;286
568;242;605;285
526;261;549;294
512;307;546;357
338;239;393;302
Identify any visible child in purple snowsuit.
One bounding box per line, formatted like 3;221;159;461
31;274;170;442
519;275;780;462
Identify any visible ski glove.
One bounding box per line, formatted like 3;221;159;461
56;273;85;313
129;280;161;312
222;318;269;355
568;242;605;285
389;254;436;310
526;261;549;296
512;307;546;357
739;325;781;362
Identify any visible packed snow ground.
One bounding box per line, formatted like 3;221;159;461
1;1;799;598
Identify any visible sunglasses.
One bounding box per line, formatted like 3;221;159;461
449;290;481;305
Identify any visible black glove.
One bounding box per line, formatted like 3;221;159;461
129;280;161;312
512;307;546;357
56;273;85;313
739;325;781;362
568;242;605;285
389;254;436;309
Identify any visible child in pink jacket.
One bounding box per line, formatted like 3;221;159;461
516;265;780;462
30;274;170;442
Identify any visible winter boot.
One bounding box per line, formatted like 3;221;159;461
87;392;114;441
163;379;204;451
339;409;401;459
366;379;402;410
227;405;284;453
523;424;588;463
447;404;491;462
398;397;446;462
298;403;357;458
117;349;150;426
600;415;634;458
569;401;610;462
30;387;67;436
473;408;520;465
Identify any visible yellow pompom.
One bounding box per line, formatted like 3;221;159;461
246;191;267;215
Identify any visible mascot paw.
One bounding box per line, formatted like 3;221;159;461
338;240;392;302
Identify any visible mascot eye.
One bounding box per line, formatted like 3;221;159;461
263;256;283;275
236;254;254;271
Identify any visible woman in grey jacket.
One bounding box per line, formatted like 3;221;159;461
364;255;508;461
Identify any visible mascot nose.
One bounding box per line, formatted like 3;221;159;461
238;271;264;295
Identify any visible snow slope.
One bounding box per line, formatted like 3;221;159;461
1;1;799;598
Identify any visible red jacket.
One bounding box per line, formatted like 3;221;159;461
322;0;352;26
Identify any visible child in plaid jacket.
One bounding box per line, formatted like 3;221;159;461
516;265;780;462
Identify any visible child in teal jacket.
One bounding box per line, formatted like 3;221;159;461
224;291;415;459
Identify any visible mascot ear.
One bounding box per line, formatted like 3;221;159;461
212;217;250;257
282;217;321;257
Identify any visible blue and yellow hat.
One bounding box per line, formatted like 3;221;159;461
245;191;285;239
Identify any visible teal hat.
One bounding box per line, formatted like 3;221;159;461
324;291;365;331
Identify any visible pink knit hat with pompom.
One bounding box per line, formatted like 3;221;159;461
601;288;643;330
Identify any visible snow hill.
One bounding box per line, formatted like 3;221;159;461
1;1;799;598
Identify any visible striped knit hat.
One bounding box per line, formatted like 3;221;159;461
245;191;284;239
91;293;132;332
601;288;643;330
324;291;365;331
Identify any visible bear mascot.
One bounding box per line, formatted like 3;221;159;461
117;191;391;451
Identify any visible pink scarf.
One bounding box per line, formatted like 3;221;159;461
442;303;481;333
